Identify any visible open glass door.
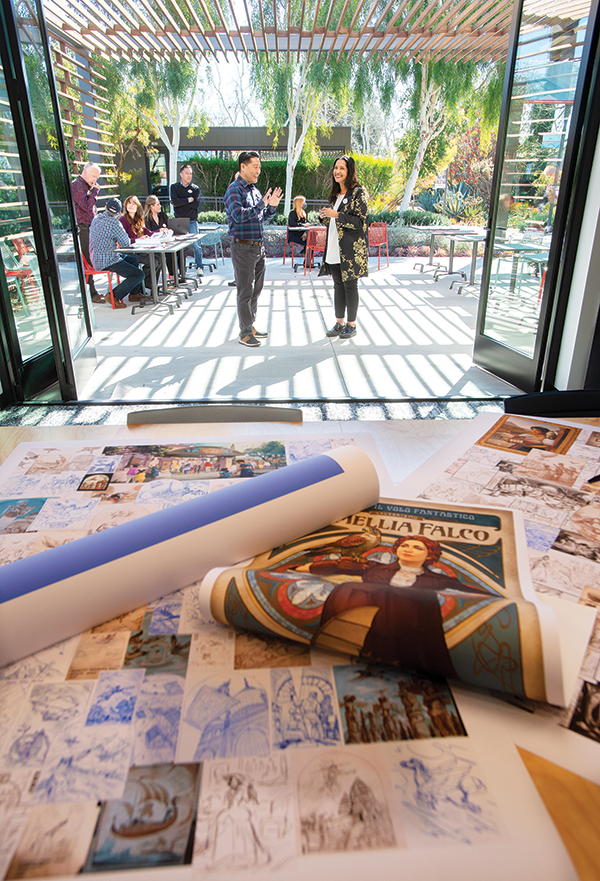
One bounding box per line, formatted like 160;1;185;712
474;0;594;392
0;0;94;402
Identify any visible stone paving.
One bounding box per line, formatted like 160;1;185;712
79;254;521;402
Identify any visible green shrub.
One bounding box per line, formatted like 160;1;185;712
368;210;402;224
416;190;442;213
399;210;447;226
197;211;227;223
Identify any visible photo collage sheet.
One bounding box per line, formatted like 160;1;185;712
0;434;574;879
399;413;600;745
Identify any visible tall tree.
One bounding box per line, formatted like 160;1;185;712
396;59;504;213
396;59;478;213
129;57;209;188
249;0;396;212
93;55;157;187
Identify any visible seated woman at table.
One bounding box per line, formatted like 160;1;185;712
120;195;161;294
144;195;176;277
144;195;169;232
287;194;309;255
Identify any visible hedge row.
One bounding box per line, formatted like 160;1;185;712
189;154;394;202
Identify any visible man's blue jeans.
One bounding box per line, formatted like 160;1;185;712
188;219;204;269
103;255;145;301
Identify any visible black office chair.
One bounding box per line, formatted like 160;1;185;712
127;404;303;424
504;390;600;418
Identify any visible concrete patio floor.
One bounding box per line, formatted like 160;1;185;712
80;254;521;402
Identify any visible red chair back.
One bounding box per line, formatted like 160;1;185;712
304;226;327;274
81;254;116;308
367;222;389;268
368;222;388;245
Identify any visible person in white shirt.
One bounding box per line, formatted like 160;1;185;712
319;156;369;340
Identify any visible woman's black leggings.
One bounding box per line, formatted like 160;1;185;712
330;263;359;322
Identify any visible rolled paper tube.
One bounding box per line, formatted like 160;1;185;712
0;446;379;668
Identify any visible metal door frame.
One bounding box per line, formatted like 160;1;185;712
474;0;600;392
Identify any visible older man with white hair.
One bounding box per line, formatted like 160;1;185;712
72;161;104;303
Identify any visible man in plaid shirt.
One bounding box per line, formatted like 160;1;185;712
224;152;282;347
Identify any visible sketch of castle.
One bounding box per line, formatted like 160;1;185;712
183;676;270;761
271;668;340;749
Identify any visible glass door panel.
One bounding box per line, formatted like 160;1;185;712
474;0;592;390
0;0;93;401
14;0;89;357
0;79;53;363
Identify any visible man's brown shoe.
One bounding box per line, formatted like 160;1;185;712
113;299;127;309
91;293;105;304
128;293;143;302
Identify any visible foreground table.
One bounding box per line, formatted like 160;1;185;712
0;418;598;880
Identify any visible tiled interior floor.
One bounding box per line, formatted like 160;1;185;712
80;255;522;402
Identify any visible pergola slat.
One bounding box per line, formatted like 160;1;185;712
44;0;521;63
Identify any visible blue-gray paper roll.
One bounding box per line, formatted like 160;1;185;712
0;446;379;667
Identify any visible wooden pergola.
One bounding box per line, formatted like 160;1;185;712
43;0;516;65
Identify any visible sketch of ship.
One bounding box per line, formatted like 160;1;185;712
111;779;178;837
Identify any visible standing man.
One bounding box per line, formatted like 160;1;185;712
224;152;282;347
72;161;104;303
170;164;204;276
89;198;145;309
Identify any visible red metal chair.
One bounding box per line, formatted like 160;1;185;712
1;240;38;315
283;227;295;265
82;254;116;308
368;222;389;269
304;226;327;275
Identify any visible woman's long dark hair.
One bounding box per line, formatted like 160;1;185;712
328;155;359;205
123;195;145;237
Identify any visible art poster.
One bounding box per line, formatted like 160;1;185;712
201;498;556;703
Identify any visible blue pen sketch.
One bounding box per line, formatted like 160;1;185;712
390;742;501;844
132;674;184;765
0;473;85;499
31;496;100;530
86;669;145;725
134;478;211;509
28;681;92;722
524;519;560;552
149;599;182;634
134;479;185;507
0;498;46;534
285;439;333;463
271;667;340;749
180;673;270;762
180;481;212;501
4;682;93;762
0;637;79;682
179;583;217;630
7;727;50;766
87;455;122;474
32;724;134;804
